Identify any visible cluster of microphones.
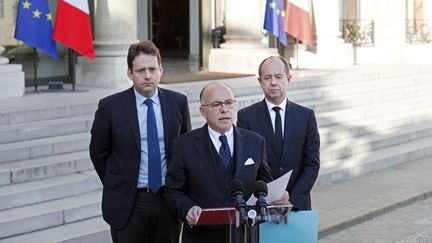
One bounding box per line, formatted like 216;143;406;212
229;179;269;226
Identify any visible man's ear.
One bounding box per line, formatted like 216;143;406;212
199;106;207;119
127;68;133;80
159;64;163;76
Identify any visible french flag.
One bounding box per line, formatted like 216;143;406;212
283;0;314;47
53;0;95;59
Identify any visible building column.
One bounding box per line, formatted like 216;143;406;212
0;45;25;99
208;0;277;74
76;0;138;87
286;0;353;68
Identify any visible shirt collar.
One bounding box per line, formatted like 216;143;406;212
134;88;160;106
265;98;287;112
208;125;234;141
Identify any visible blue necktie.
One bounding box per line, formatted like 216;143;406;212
219;135;231;168
144;99;161;193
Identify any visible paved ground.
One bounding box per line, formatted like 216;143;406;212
313;156;432;239
320;197;432;243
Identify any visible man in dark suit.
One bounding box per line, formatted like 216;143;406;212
237;56;320;210
89;41;191;243
166;82;288;243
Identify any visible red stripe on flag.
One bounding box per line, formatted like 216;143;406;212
284;1;314;47
52;0;95;59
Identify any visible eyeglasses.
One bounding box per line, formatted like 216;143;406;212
201;99;237;110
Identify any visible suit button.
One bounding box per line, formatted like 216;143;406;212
280;167;284;172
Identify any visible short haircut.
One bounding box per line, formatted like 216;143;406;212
127;40;161;70
258;56;290;77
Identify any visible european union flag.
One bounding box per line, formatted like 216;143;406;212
264;0;288;46
14;0;58;59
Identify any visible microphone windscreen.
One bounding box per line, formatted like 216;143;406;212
229;179;245;196
253;180;268;197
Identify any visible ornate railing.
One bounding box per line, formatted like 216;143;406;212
340;20;374;47
406;19;432;44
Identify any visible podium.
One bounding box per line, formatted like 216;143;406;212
195;205;293;243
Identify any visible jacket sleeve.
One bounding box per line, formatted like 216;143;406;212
165;140;196;222
258;137;273;183
236;109;249;130
180;95;192;135
289;110;320;207
89;99;111;183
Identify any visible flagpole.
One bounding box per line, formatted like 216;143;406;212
68;48;76;91
32;48;39;92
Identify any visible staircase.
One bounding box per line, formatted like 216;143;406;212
0;64;432;242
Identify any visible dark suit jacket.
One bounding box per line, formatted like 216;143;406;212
89;87;191;229
237;99;320;210
165;125;273;242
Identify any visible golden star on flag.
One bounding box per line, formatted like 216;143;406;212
269;2;276;9
46;12;52;21
22;0;31;10
33;9;41;18
281;10;286;17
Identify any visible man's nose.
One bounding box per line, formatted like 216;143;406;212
144;69;151;78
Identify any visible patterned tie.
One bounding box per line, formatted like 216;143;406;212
144;99;162;193
273;106;283;158
219;135;231;168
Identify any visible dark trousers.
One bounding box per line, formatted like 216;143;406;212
110;190;179;243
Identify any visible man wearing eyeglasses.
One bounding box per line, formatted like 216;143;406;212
165;82;288;242
237;56;320;211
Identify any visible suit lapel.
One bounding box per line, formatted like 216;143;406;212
233;127;246;178
257;100;281;158
281;100;295;160
159;88;171;154
194;125;227;192
122;87;140;150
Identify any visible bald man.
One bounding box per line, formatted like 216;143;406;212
165;82;280;243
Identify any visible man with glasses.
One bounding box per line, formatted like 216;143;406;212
90;41;191;243
165;82;288;242
237;56;320;211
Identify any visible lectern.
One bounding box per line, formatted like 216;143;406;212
195;205;292;243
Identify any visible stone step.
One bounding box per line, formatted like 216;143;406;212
0;191;101;239
173;65;432;102
190;93;432;129
0;133;90;164
0;172;101;211
321;121;432;163
320;104;432;144
317;135;432;186
316;95;432;127
187;74;432;117
0;216;110;243
3;66;431;126
0;151;92;186
0;115;93;144
0;102;97;126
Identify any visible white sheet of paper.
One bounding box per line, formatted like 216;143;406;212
246;170;292;205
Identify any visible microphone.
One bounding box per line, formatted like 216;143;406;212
253;180;268;221
229;179;248;222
